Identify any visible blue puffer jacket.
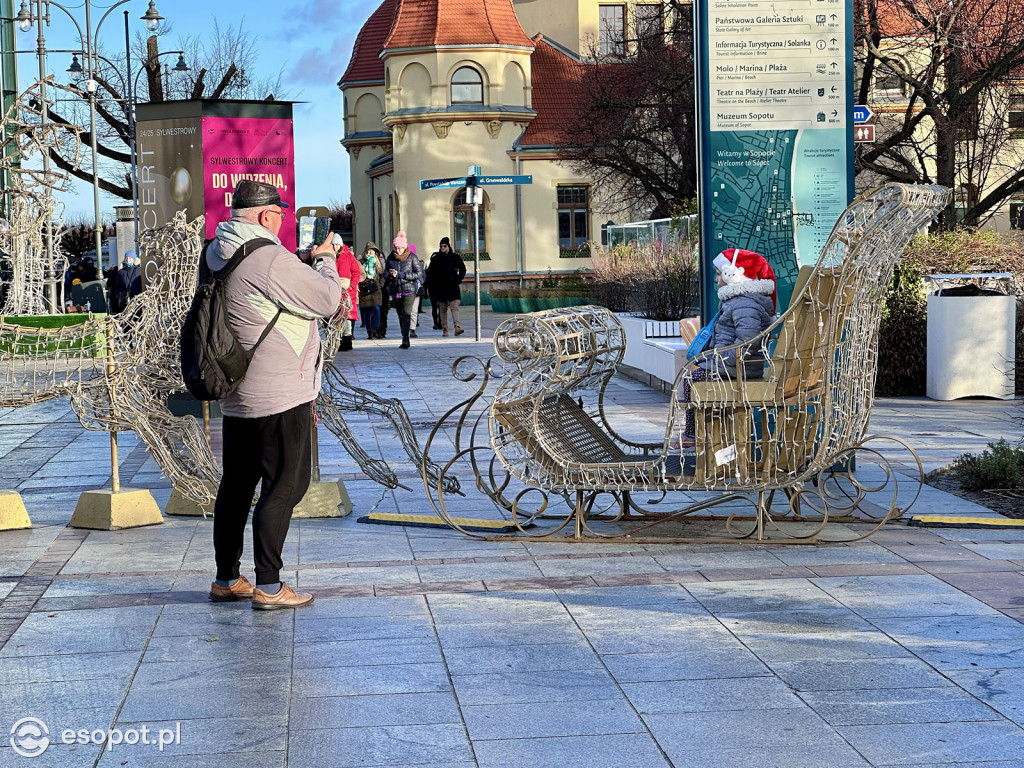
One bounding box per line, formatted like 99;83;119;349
701;278;776;379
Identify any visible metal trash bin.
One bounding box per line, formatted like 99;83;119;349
926;273;1016;400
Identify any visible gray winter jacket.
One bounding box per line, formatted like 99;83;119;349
206;217;342;418
701;278;775;379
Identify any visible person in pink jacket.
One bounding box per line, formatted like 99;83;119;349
331;235;361;351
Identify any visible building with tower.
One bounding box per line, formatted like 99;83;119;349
339;0;659;278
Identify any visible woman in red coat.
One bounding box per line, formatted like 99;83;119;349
332;236;361;351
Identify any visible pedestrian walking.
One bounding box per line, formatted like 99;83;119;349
384;230;424;349
409;242;422;338
207;179;342;610
358;242;385;339
332;237;360;351
426;236;466;337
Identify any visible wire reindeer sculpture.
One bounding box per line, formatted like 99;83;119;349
0;82;457;508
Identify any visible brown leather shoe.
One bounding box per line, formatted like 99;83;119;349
454;326;465;336
208;575;255;602
252;582;314;611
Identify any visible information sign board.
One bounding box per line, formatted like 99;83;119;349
696;0;855;319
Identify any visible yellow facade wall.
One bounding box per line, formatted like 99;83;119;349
513;0;675;55
341;2;638;276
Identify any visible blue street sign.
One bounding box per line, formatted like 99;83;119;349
853;105;873;124
476;175;534;186
420;174;534;190
419;177;468;191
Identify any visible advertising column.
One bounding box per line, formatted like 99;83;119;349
135;117;205;284
695;0;854;318
203;116;296;252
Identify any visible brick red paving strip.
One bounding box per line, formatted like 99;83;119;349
0;527;89;649
7;530;1024;627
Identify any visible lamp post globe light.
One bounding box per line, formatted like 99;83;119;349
16;0;165;273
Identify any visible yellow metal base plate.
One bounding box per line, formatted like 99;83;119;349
357;512;526;533
909;515;1024;529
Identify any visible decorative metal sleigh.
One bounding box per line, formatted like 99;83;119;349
420;183;952;543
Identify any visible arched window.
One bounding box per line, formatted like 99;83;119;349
453;188;487;253
451;67;484;105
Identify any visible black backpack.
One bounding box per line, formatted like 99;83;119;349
180;237;282;401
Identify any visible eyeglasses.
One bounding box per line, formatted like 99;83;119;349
266;209;286;219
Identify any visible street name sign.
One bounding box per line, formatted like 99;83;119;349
419;177;468;191
419;175;533;191
476;175;533;186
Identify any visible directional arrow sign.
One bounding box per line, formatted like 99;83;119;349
853;105;874;124
476;175;533;186
419;177;468;191
854;124;876;143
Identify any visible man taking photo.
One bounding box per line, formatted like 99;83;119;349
207;180;341;610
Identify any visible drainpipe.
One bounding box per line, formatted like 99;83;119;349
515;154;524;287
369;174;375;243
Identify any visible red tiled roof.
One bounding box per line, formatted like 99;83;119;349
339;0;398;86
859;0;1024;78
519;35;587;147
383;0;534;50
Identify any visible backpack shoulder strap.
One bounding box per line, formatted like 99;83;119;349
210;237;277;280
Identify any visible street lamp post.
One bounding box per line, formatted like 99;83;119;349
15;0;163;272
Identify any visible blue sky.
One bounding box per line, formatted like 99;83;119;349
16;0;369;219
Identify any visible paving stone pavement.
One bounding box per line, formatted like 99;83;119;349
1;311;1023;767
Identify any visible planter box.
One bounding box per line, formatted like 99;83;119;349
617;313;689;387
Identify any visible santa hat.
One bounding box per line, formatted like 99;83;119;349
393;231;408;251
714;248;777;310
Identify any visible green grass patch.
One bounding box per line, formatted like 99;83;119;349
0;314;107;356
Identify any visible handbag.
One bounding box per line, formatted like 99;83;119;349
358;278;378;295
686;310;720;362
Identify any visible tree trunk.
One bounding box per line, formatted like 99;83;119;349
146;36;163;103
934;121;958;230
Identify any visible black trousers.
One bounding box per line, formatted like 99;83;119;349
379;291;391;335
214;401;312;585
430;293;441;327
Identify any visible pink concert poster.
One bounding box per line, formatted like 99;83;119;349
202;116;296;251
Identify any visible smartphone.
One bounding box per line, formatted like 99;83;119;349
312;217;331;246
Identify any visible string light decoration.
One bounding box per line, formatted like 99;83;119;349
421;183;951;543
0;79;82;316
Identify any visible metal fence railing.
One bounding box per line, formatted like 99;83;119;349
605;215;698;249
